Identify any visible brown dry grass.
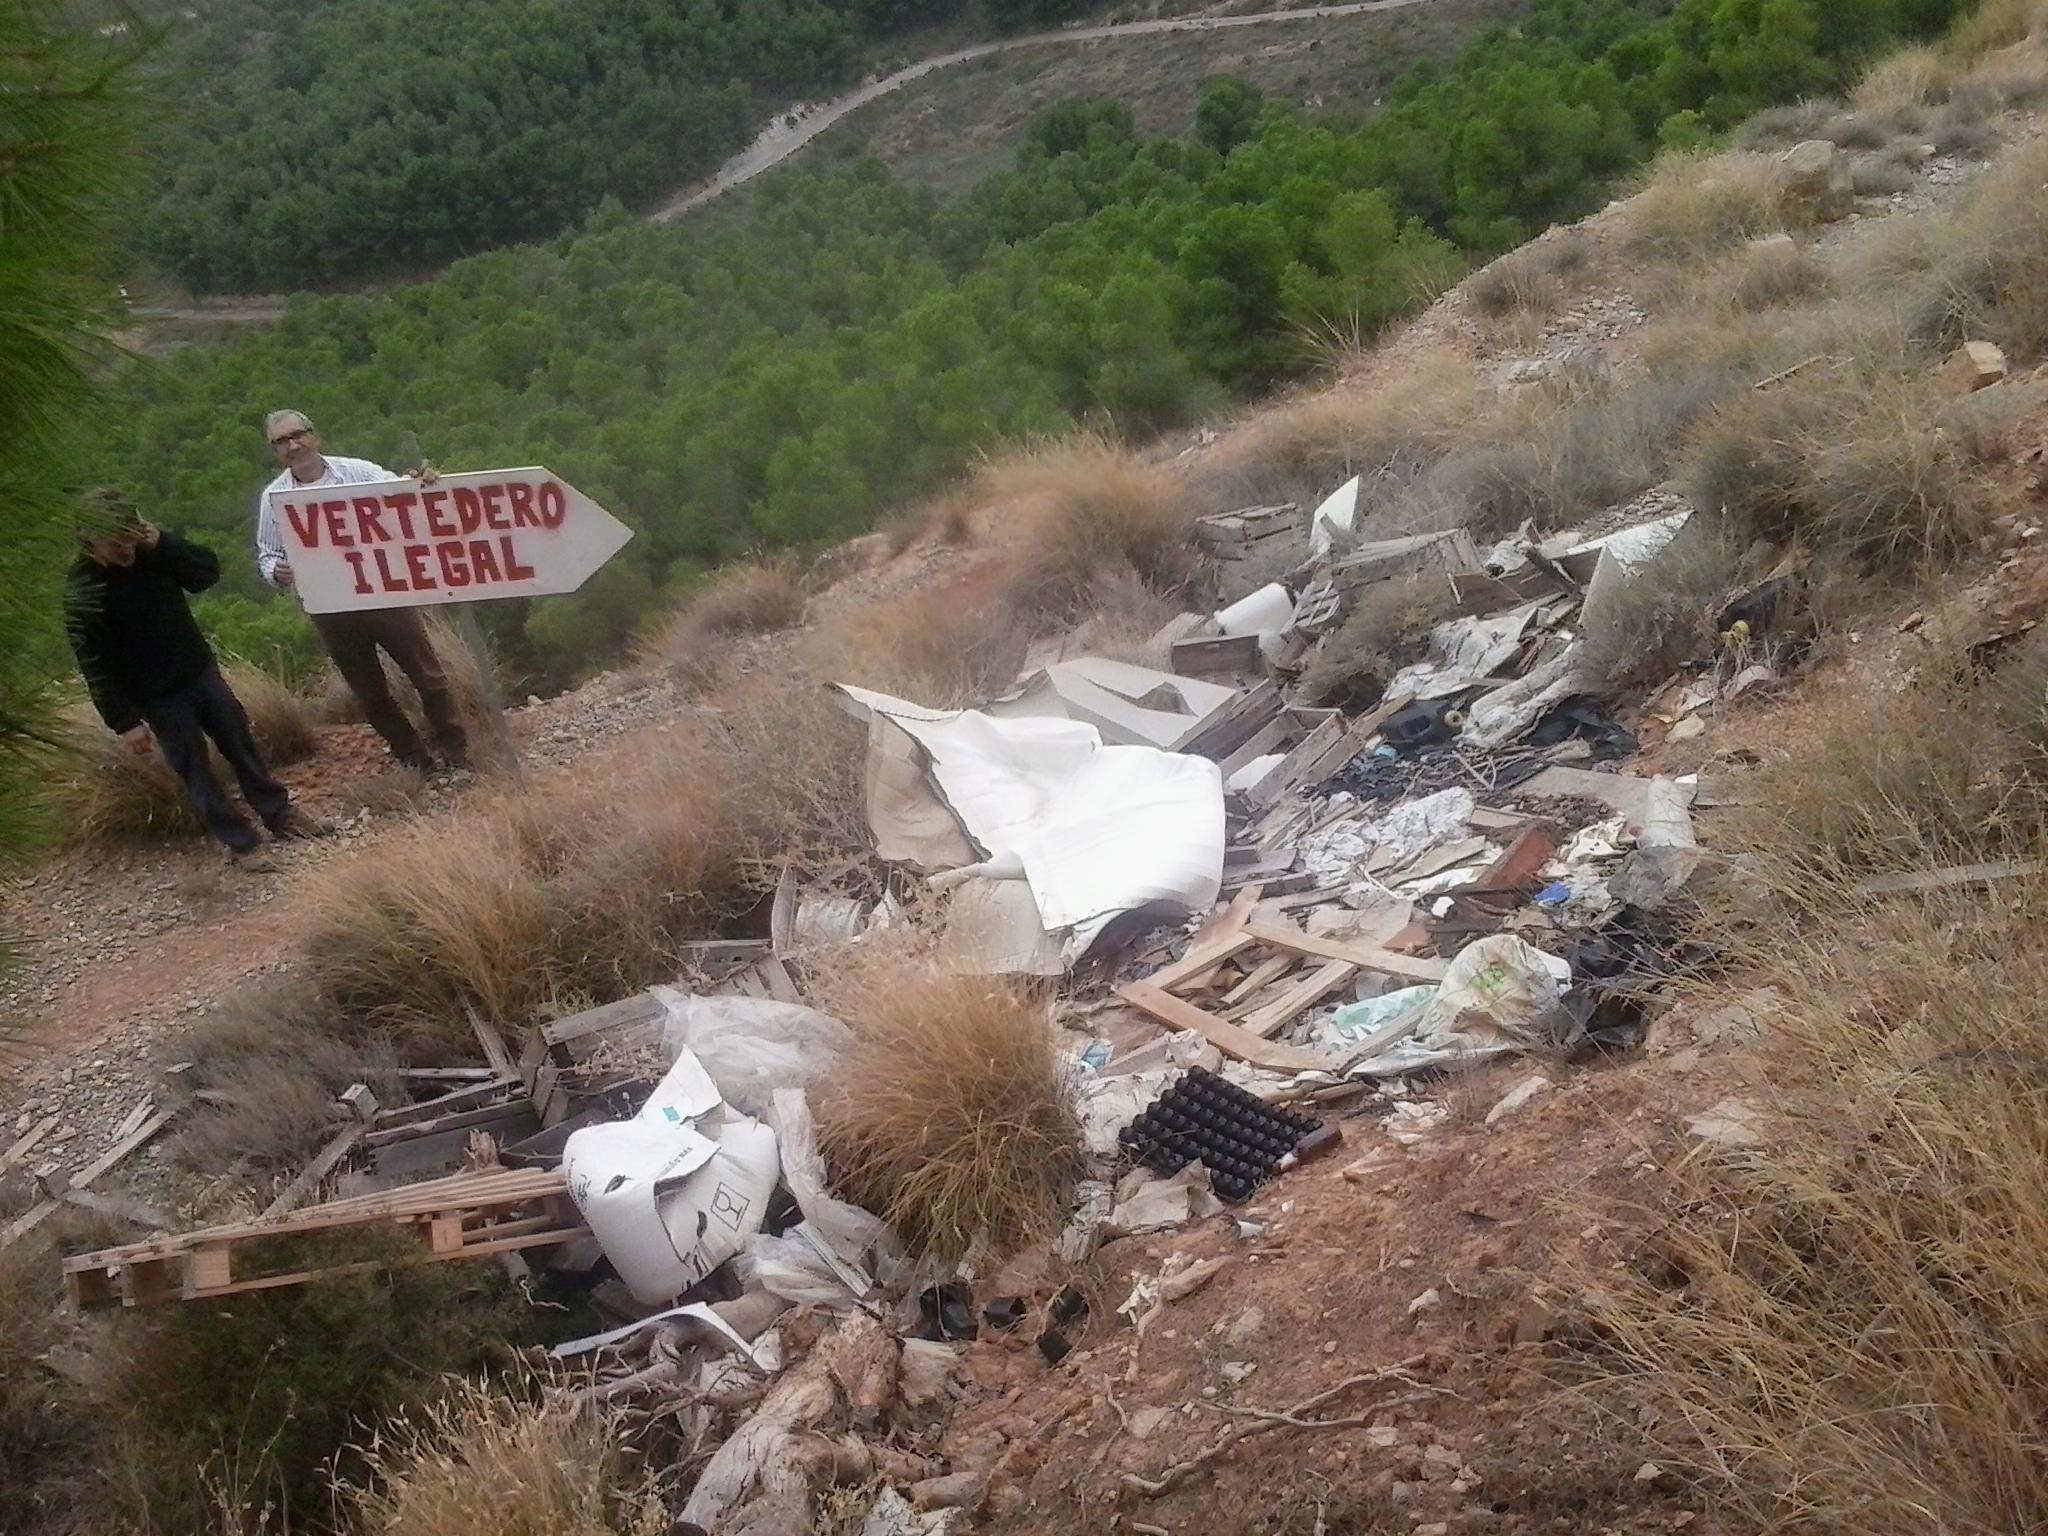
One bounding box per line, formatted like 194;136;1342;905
1623;150;1817;265
1301;570;1460;708
298;728;759;1054
310;615;497;756
1594;857;2048;1535
808;564;1028;708
1681;363;1997;575
638;558;806;690
980;434;1200;619
1948;0;2046;60
47;660;324;845
1201;347;1480;508
811;945;1083;1263
340;1380;662;1536
0;1237;87;1535
1902;136;2048;363
1854;43;1956;108
163;982;400;1180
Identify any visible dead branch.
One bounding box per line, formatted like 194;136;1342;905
1119;1358;1433;1500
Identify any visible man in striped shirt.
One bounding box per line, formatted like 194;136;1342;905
255;409;472;774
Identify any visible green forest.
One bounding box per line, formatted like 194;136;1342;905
102;0;1969;689
137;0;1112;293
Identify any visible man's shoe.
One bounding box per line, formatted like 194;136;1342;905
228;847;280;874
269;807;335;840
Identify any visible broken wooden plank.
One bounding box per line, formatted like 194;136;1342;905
111;1097;154;1143
1246;710;1346;810
1118;982;1331;1073
63;1188;171;1230
541;992;666;1055
1173;679;1283;760
339;1083;381;1124
1290;691;1415;791
1243;960;1357;1039
1852;859;2048;896
0;1107;176;1250
1171;632;1263;676
466;1002;518;1079
677;939;771;978
1220;953;1296;1007
372;1077;520;1130
360;1099;533;1151
1145;928;1261;995
1455;826;1560;899
261;1124;365;1220
1240;921;1448;985
0;1114;57;1179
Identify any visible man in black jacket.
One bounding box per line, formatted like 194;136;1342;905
65;489;327;871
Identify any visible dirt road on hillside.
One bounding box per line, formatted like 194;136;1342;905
652;0;1436;219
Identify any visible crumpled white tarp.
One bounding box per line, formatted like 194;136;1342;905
1387;604;1541;700
563;1048;782;1304
654;989;849;1119
834;684;1225;971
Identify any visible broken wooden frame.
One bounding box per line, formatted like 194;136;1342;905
1118;888;1447;1073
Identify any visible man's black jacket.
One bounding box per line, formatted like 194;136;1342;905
65;531;223;734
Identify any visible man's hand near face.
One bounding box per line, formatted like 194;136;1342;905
120;725;153;756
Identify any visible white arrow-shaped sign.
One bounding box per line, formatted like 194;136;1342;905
266;466;633;615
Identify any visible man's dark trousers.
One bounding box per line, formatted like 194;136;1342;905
311;608;469;770
138;666;290;853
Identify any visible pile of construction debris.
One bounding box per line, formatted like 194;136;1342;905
52;477;1778;1532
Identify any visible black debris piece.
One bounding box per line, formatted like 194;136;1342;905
912;1281;979;1342
982;1296;1027;1333
1117;1068;1324;1204
1330;741;1553;806
1528;696;1637;762
1036;1328;1074;1365
1047;1284;1089;1327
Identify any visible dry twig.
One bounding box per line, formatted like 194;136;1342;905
1120;1359;1438;1500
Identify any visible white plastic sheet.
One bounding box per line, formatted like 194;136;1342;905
835;684;1225;970
654;989;850;1119
1338;935;1572;1078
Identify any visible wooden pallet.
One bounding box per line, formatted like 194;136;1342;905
63;1166;582;1309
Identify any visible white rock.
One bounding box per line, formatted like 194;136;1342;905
1484;1074;1552;1127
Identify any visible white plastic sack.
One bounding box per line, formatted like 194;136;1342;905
654;988;851;1119
739;1227;867;1310
1341;935;1571;1078
563;1048;781;1305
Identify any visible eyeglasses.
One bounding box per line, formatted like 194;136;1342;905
269;427;313;448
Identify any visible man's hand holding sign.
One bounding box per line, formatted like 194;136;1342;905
267;466;632;616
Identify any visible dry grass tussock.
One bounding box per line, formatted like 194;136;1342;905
163;980;400;1179
0;1238;88;1535
48;659;322;844
299;728;761;1054
977;434;1199;619
1622;150;1819;265
811;942;1083;1262
1948;0;2047;60
1199;347;1479;509
1901;135;2048;362
639;557;806;690
1301;570;1460;708
1465;233;1592;341
340;1379;662;1536
1726;658;2041;877
1594;857;2048;1536
1853;44;1955;109
806;564;1028;708
1681;358;2000;574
